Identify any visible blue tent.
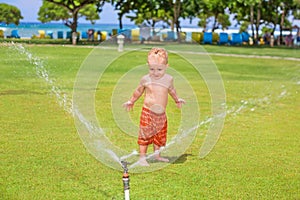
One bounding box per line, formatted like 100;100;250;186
81;31;88;39
219;32;229;45
230;33;243;45
242;32;250;43
203;32;212;44
47;31;53;39
57;31;64;39
165;31;175;41
66;31;71;39
11;30;20;38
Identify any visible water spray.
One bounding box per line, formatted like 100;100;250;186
121;161;130;200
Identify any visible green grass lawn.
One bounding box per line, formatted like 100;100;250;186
0;43;299;199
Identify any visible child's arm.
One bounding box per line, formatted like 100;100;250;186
123;84;145;111
168;78;185;108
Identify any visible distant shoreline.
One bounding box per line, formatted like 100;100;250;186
0;22;298;40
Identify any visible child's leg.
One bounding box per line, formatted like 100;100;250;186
153;144;169;162
139;145;150;166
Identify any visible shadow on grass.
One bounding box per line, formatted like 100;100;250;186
172;153;193;164
143;153;193;166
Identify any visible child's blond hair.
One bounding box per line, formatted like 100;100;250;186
147;47;168;64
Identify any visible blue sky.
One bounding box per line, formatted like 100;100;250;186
0;0;198;26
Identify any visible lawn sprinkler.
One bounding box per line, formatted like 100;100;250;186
121;161;130;200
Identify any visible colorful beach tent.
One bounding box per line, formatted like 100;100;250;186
230;33;243;45
57;31;63;39
203;32;212;44
11;30;20;38
219;32;229;45
0;30;4;38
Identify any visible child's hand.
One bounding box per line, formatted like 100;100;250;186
123;100;134;111
176;98;185;108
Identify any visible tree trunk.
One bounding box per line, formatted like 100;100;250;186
212;14;218;32
255;2;261;45
272;11;279;37
279;10;285;45
152;21;156;36
71;11;78;45
176;21;181;42
118;13;123;30
174;0;181;42
250;5;255;43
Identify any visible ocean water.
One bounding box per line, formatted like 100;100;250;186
0;22;139;39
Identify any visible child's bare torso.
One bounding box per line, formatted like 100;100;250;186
141;74;173;113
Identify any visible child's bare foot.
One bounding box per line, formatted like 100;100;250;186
138;158;150;166
155;156;169;162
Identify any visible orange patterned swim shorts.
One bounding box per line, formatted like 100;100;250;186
138;107;167;147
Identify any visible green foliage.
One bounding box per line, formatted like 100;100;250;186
38;1;70;23
127;1;171;28
79;5;100;24
111;0;136;29
292;0;300;19
201;0;230;31
33;0;298;40
0;3;23;25
31;34;52;39
217;13;231;29
239;21;250;33
112;0;173;29
198;13;210;30
38;0;104;33
37;0;105;44
228;0;298;43
191;0;232;31
261;26;273;35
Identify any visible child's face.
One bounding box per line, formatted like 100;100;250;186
147;54;168;80
148;63;167;80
